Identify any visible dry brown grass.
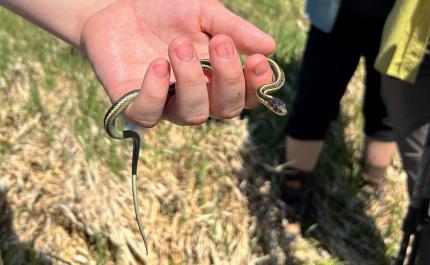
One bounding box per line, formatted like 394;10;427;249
237;61;409;265
0;57;260;264
0;57;408;265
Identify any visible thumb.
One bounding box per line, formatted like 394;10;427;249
200;1;276;55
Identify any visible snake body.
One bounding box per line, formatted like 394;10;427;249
104;58;286;254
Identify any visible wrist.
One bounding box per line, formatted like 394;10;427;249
77;1;118;50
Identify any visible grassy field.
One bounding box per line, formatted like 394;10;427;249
0;1;408;265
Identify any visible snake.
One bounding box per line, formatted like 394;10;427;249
103;57;287;254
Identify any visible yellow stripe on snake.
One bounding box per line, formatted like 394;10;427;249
103;57;286;254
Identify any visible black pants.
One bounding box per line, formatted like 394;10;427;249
285;2;394;141
381;47;430;264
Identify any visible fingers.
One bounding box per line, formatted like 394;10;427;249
120;36;274;128
208;36;275;115
243;54;273;109
163;37;210;125
163;36;274;125
200;0;276;56
124;58;171;128
208;35;245;118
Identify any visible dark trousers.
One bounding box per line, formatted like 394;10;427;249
285;2;394;141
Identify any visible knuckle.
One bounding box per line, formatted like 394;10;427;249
124;110;159;128
180;78;206;89
134;118;158;128
144;90;166;105
124;105;160;128
220;74;243;87
183;110;209;125
217;104;244;119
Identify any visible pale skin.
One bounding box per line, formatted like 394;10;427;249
0;0;276;127
286;136;396;183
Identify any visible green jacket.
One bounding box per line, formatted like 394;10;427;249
375;0;430;84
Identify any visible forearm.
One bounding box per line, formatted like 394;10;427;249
0;0;116;48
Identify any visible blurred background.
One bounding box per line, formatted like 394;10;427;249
0;0;408;264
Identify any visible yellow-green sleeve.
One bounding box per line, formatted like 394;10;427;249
375;0;430;84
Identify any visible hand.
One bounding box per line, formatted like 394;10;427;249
80;0;276;126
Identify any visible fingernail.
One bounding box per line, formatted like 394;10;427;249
253;61;269;76
175;43;194;61
215;42;234;59
152;62;169;78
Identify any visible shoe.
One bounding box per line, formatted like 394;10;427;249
278;168;312;223
361;166;386;198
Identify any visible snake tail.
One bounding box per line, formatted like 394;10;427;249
123;130;149;254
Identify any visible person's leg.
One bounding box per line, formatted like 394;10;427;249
285;23;361;171
282;11;362;220
283;137;322;220
381;50;430;265
285;137;323;172
381;74;430;194
362;137;396;189
361;13;396;190
416;131;430;265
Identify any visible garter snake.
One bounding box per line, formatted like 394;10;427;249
103;57;286;254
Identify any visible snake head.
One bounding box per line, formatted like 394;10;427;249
267;97;288;116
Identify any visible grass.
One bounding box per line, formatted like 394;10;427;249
0;1;408;265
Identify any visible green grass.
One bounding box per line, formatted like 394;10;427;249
92;233;111;265
0;7;129;177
